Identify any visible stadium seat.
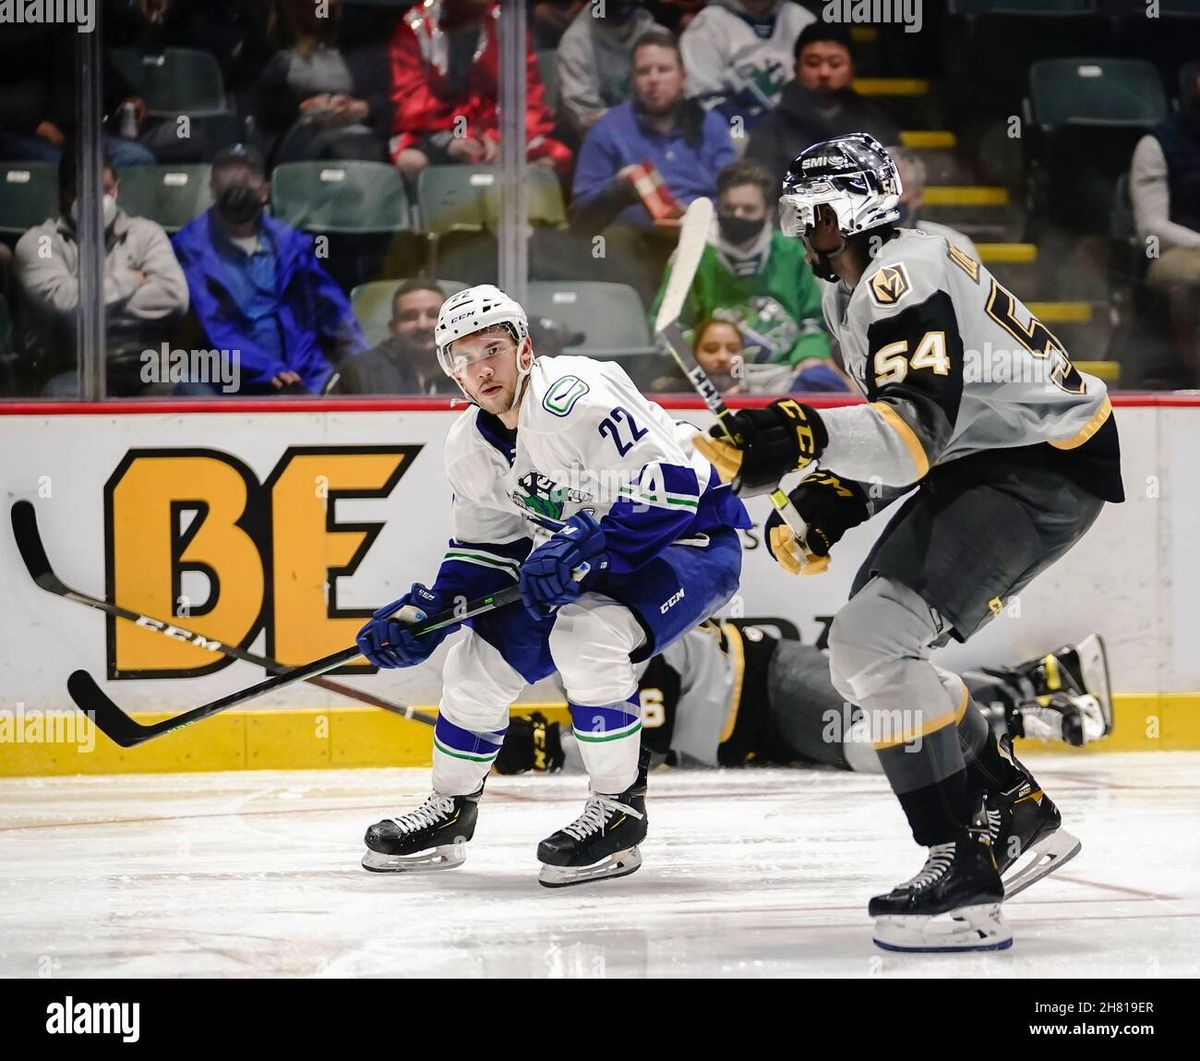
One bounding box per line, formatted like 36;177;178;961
524;282;659;377
416;165;567;235
271;161;413;234
349;278;467;347
944;0;1111;125
1026;58;1167;232
0;163;58;236
116;164;213;233
107;47;227;116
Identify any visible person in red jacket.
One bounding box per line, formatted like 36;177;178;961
388;0;572;177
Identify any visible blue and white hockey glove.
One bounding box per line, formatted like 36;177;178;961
356;583;454;669
519;511;608;619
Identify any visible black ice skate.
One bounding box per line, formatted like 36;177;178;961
984;738;1081;898
537;777;647;889
870;802;1010;952
361;786;482;873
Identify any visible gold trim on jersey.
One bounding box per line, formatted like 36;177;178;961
718;621;746;744
870;401;931;478
1049;397;1112;450
873;686;969;749
947;241;981;284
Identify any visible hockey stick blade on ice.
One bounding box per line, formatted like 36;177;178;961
654;198;825;571
10;500;436;726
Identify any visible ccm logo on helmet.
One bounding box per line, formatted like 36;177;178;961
448;311;475;325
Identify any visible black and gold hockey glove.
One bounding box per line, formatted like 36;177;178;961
693;399;828;495
765;472;869;575
493;712;566;775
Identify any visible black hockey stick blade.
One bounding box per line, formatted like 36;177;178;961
10;500;69;593
67;583;525;747
13;500;437;726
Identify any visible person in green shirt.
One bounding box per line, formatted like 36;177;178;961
650;159;848;392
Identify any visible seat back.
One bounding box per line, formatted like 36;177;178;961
108;47;227;115
524;281;656;359
0;163;58;235
271;161;413;234
116;164;213;232
349;278;467;347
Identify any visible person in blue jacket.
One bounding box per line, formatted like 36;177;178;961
172;144;366;394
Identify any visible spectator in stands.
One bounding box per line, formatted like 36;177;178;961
643;0;705;34
531;1;587;50
571;28;736;300
746;22;899;183
171;144;366;395
652;317;747;393
388;0;572;178
0;25;155;167
557;1;666;137
1132;65;1200;386
253;0;391;167
888;145;979;260
649;160;846;391
329;279;457;395
680;0;815;126
13;149;189;396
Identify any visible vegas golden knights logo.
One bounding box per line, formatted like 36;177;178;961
870;262;911;306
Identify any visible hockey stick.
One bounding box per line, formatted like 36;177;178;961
653;197;827;572
10;500;437;727
65;580;531;748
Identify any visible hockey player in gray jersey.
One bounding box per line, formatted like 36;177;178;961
496;625;1112;775
694;134;1123;951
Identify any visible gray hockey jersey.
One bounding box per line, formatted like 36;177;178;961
818;228;1122;502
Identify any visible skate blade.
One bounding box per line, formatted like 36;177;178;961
1076;633;1113;735
537;845;642;889
361;843;467;873
874;903;1013;953
1002;827;1081;899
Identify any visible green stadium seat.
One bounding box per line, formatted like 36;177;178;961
0;163;58;235
116;164;212;232
271;160;413;234
525;281;658;363
107;47;227;116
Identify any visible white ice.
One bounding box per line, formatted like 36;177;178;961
1;753;1197;977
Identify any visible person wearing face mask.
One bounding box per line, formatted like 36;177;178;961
171;144;367;395
556;1;667;137
649;161;846;393
13;148;188;396
328;279;459;395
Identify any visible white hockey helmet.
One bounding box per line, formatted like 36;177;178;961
778;133;903;240
435;284;532;407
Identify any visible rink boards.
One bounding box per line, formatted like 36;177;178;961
1;394;1197;774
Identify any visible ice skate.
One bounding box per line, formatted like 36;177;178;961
361;786;482;873
984;738;1081;898
871;803;1010;952
537;775;647;888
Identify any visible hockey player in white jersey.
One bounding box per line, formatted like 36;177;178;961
695;134;1124;950
355;284;750;886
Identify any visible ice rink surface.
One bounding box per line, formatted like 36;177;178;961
1;753;1197;978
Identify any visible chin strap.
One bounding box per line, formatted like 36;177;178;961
802;231;848;283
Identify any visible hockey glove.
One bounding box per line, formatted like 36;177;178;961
693;399;828;495
520;511;608;619
356;583;455;669
494;712;566;774
765;472;869;575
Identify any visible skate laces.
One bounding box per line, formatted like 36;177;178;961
562;794;644;842
901;842;956;889
388;793;455;834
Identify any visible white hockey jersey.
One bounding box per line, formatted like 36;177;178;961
817;228;1123;503
431;356;750;601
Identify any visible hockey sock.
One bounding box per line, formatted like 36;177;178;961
569;693;642;795
892;766;970;847
958;701;1024;792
